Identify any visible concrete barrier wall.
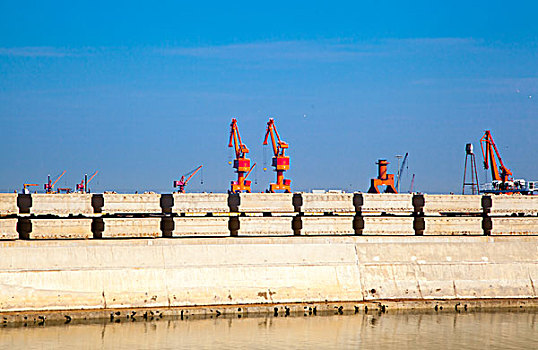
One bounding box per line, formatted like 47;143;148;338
0;236;535;312
485;196;538;216
29;194;94;217
491;217;538;235
171;217;229;237
0;193;18;216
229;193;294;214
100;194;162;215
19;218;93;239
99;218;161;238
357;216;414;235
301;216;354;235
172;193;229;214
0;219;18;239
422;217;483;235
298;193;355;214
236;216;294;236
417;194;483;215
355;194;414;215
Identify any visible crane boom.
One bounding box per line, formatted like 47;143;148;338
51;170;66;189
396;152;408;190
184;165;203;185
87;171;98;184
480;130;513;183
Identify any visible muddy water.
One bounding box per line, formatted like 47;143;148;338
1;311;537;349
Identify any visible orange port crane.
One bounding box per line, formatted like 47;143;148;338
263;118;291;193
368;159;397;193
22;183;38;194
228;118;253;193
174;165;202;193
44;170;66;194
480;130;513;187
76;171;98;193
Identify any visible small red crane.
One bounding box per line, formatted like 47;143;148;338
228;118;253;193
480;130;513;186
263;118;291;193
44;170;66;194
76;171;99;193
174;165;203;193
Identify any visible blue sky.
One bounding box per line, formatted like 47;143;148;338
1;1;536;193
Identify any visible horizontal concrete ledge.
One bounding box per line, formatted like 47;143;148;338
1;298;537;326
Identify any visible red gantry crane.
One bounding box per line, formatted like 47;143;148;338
174;165;202;193
44;170;66;194
76;171;99;194
263;118;291;193
228;118;254;193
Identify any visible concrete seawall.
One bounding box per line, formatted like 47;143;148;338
0;236;536;317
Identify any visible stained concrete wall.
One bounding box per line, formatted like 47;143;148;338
422;217;483;236
229;193;294;214
491;217;538;235
98;218;161;238
235;216;294;236
355;194;414;215
100;194;162;215
301;216;354;235
0;193;18;216
171;217;229;237
357;216;414;235
172;193;229;214
416;195;483;216
29;194;94;217
298;193;355;214
18;218;92;240
485;196;538;216
0;236;536;313
0;219;18;239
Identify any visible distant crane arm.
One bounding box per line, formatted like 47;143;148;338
184;165;203;185
51;170;66;189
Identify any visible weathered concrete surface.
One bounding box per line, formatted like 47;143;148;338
99;218;161;238
422;217;483;235
0;236;536;313
0;219;18;239
301;216;354;235
20;219;92;239
298;193;355;214
355;194;414;215
491;217;538;235
0;193;18;216
358;216;415;235
29;194;93;217
485;195;538;216
416;195;483;215
236;216;294;236
101;194;162;214
229;193;294;214
172;193;229;214
171;217;229;237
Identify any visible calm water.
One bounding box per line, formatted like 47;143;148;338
1;311;537;349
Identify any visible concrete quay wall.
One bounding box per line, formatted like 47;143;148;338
0;236;536;314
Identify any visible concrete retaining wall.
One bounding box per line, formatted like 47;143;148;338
298;193;355;214
491;217;538;235
416;194;483;215
301;216;354;235
229;193;294;214
171;217;229;237
98;218;161;238
485;196;538;216
172;193;229;214
355;194;414;215
19;218;92;239
422;217;483;235
0;219;18;239
0;236;535;313
99;194;162;215
357;216;414;235
235;216;294;236
29;194;94;217
0;193;18;216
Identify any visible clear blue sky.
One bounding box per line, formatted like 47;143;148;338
1;1;536;193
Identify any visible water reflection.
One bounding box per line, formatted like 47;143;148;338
1;311;536;349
